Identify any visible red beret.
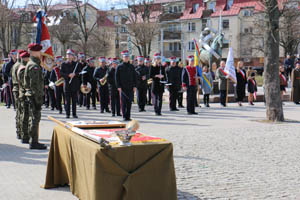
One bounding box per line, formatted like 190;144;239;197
20;51;30;58
28;43;42;51
18;49;26;54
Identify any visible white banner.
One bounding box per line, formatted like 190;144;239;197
224;47;237;83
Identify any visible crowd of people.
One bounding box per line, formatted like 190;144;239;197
1;46;300;149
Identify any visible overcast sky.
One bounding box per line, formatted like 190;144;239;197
14;0;117;10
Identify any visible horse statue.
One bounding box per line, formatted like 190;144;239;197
198;33;225;69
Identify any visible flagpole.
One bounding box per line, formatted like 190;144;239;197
226;78;229;105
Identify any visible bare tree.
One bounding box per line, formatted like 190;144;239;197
30;0;52;13
118;0;160;57
279;5;300;57
88;27;113;57
262;0;283;121
72;0;99;54
48;16;77;56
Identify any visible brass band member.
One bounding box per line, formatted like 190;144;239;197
60;49;82;118
93;57;110;113
50;56;64;114
82;57;97;110
107;58;121;117
166;56;181;111
150;53;166;116
145;58;152;105
135;56;148;112
115;50;137;121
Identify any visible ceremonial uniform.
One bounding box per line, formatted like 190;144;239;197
177;66;184;108
24;43;47;149
216;66;228;106
150;64;166;115
17;52;30;143
93;65;110;113
78;58;86;107
115;56;137;121
82;62;97;109
166;60;181;111
60;60;81;118
44;69;56;110
279;72;287;92
107;62;121;116
182;65;197;114
291;67;300;104
247;72;257;94
235;69;247;102
50;65;64;113
11;57;22;139
2;57;15;108
136;63;148;112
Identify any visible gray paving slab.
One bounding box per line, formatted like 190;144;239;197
0;102;300;200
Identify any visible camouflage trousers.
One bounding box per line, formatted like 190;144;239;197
13;91;21;138
28;99;42;144
19;97;30;140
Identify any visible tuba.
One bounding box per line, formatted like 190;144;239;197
55;77;65;87
80;82;92;94
100;74;108;86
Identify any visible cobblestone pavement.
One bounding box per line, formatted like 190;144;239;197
1;102;300;200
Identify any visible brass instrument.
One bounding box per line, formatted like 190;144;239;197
100;74;108;86
49;81;55;90
55;77;64;87
80;82;92;94
147;78;153;85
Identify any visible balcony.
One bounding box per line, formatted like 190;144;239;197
163;50;181;58
162;31;181;41
159;13;182;22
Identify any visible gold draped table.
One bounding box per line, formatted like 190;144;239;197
43;125;177;200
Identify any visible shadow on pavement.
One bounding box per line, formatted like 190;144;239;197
178;190;202;200
0;143;48;165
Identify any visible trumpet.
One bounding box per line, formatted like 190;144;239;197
55;77;64;87
100;74;108;86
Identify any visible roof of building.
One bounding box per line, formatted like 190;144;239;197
97;11;115;27
154;0;184;3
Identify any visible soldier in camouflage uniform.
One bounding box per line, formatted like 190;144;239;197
17;51;30;143
24;43;47;150
11;50;26;140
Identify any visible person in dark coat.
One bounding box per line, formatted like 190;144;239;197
50;56;64;114
216;61;229;107
77;52;86;107
144;58;152;105
43;68;56;110
150;53;166;116
81;57;97;110
2;49;17;108
284;55;294;80
182;55;198;115
60;49;82;118
279;64;287;103
115;50;137;121
235;61;247;106
135;56;148;112
291;63;300;104
93;57;110;113
107;58;121;117
247;67;257;106
177;62;184;108
166;57;181;111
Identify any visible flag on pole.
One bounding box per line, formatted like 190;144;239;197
193;39;212;90
224;47;237;83
34;10;54;71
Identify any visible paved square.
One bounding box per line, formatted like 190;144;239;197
1;102;300;199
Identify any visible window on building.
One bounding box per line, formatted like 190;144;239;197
188;22;196;32
174;43;178;51
208;1;216;12
192;3;199;13
121;26;127;33
202;18;207;30
115;39;119;48
113;15;119;24
188;41;195;51
169;43;173;51
178;6;182;13
174;6;178;13
226;0;234;10
169;6;173;13
222;19;229;29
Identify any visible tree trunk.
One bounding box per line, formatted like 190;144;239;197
264;0;284;121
